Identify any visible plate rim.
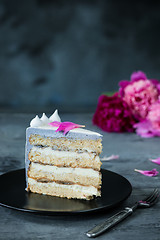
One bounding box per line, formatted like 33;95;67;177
0;168;132;215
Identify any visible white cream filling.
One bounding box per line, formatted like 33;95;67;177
28;177;99;195
31;146;100;162
30;162;100;178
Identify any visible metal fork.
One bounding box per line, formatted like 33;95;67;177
86;188;159;238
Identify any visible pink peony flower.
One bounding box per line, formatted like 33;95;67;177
134;101;160;137
119;71;160;120
147;101;160;130
134;120;158;138
93;93;136;132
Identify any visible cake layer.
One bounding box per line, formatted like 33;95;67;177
28;146;101;171
29;134;102;154
28;162;101;188
28;177;101;200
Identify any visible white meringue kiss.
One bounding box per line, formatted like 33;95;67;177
49;109;61;122
30;115;42;127
30;110;61;127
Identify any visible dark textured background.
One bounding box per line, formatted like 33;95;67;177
0;0;160;113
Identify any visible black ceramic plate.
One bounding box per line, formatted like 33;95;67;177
0;168;132;215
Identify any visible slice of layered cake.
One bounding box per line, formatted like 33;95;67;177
25;110;103;200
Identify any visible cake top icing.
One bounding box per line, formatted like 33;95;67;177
29;109;102;138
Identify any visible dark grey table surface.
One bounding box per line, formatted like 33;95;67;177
0;113;160;240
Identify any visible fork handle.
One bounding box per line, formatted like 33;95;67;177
86;207;133;238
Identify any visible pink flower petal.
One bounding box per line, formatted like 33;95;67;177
134;119;160;138
134;168;159;177
101;155;119;161
130;71;147;82
119;80;130;97
133;121;154;138
49;121;61;127
149;157;160;165
49;121;85;135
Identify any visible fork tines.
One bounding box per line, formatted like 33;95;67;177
143;188;159;205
